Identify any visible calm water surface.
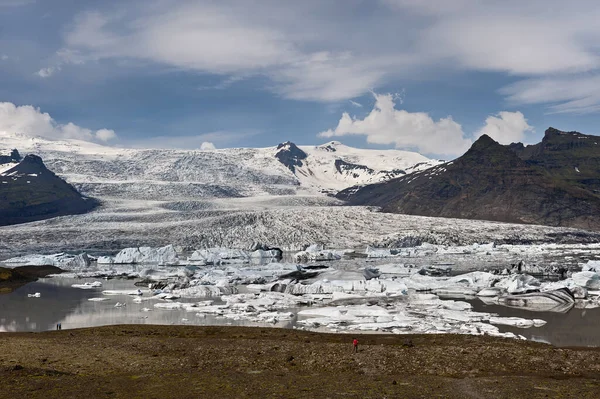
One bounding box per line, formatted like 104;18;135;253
0;277;294;333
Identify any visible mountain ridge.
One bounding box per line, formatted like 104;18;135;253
0;133;439;199
0;154;99;226
338;129;600;230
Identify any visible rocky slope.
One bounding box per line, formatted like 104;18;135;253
0;154;98;226
338;130;600;230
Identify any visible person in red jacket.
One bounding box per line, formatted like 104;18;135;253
353;338;359;353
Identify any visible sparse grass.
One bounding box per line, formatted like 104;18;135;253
1;325;599;398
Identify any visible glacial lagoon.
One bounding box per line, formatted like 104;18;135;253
3;270;600;347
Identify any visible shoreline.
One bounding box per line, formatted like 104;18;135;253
1;325;599;398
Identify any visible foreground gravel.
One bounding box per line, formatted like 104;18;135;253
1;325;600;398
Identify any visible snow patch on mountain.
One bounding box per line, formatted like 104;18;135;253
278;141;440;193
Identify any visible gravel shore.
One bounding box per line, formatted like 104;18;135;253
1;325;600;398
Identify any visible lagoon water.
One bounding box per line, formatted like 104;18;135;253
2;276;600;347
0;277;295;333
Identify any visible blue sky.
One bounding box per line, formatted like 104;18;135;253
1;0;600;157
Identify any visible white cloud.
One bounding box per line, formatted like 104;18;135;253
501;74;600;114
36;66;60;78
0;102;117;142
31;0;600;112
476;111;533;144
200;142;216;150
319;93;473;157
95;128;117;142
1;54;8;61
349;100;363;108
53;3;405;102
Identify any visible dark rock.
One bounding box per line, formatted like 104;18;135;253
275;142;308;173
0;154;99;226
363;268;380;280
279;270;319;281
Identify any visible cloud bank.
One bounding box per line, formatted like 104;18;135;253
0;102;117;142
30;0;600;113
320;93;532;157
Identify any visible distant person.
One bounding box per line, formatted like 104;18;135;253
353;338;358;353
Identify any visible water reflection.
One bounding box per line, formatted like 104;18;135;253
469;299;600;347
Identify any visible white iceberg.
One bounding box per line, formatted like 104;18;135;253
113;245;179;265
3;253;91;270
572;271;600;290
72;281;103;289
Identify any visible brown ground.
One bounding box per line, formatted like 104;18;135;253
1;325;599;398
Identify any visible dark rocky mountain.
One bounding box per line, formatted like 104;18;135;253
0;149;21;164
274;141;308;173
0;154;99;226
338;129;600;230
508;127;600;195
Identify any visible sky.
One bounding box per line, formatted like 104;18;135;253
1;0;600;158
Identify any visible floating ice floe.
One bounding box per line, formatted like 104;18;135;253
493;274;541;294
296;298;536;338
581;260;600;273
4;253;91;269
102;289;146;296
571;271;600;289
293;244;345;262
72;281;103;289
495;288;575;313
109;245;180;265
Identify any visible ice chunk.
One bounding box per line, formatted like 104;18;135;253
477;287;507;297
294;244;343;262
582;260;600;273
497;288;574;313
489;317;546;328
72;281;103;289
572;271;600;289
96;256;114;264
4;252;91;270
494;274;540;294
113;245;179;265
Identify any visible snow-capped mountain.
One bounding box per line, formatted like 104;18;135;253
275;141;439;193
0;154;97;226
0;132;439;200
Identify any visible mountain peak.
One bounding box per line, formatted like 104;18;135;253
275;141;308;173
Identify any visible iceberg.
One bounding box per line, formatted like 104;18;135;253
572;271;600;290
497;288;575;313
3;252;90;269
113;245;179;265
72;281;103;289
293;244;343;262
